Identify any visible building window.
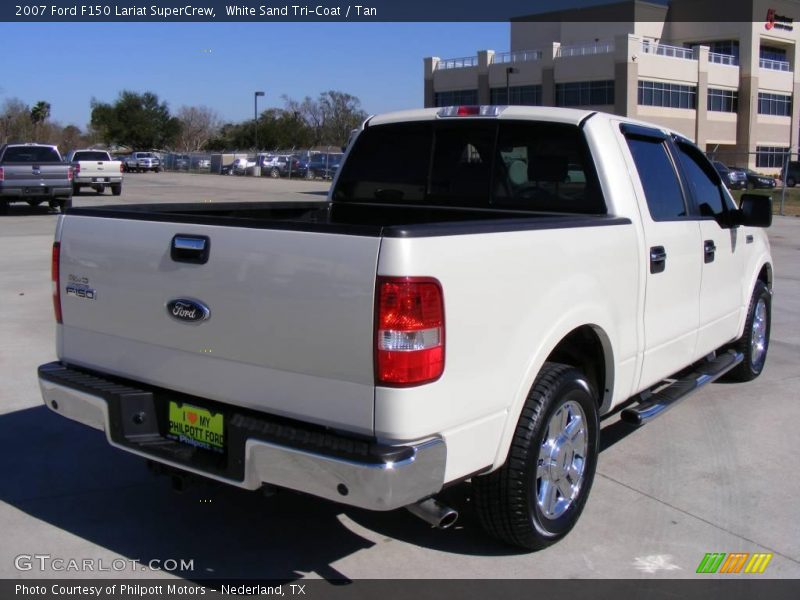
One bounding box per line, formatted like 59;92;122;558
756;146;789;168
555;81;614;107
760;45;787;62
757;93;792;116
490;85;542;106
434;89;478;107
685;39;739;58
707;88;738;113
638;81;697;109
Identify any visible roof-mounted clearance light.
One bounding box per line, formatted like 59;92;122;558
437;105;506;118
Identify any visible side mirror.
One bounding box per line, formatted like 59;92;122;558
736;194;772;228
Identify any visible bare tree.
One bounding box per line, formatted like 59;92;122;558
175;105;221;152
1;98;33;143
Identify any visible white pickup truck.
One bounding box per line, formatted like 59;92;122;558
39;107;773;550
65;149;123;196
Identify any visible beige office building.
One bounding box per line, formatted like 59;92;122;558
423;0;800;171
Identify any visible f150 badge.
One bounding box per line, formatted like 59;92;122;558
167;299;210;323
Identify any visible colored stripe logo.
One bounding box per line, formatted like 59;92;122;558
696;552;772;574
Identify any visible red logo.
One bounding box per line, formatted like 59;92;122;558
186;411;198;425
766;8;775;29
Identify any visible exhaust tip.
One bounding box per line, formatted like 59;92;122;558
406;498;459;529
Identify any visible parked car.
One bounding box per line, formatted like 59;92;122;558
743;169;777;189
712;161;746;190
301;153;343;179
123;152;161;173
0;143;72;214
174;155;190;170
193;158;211;170
65;149;123;196
782;160;800;187
231;157;256;176
260;154;301;178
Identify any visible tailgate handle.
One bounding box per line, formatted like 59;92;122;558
171;235;210;264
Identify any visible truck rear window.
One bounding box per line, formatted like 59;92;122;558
2;146;61;162
333;120;606;214
73;151;111;161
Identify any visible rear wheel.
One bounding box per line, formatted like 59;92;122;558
726;281;771;382
0;201;8;215
58;198;72;213
787;176;796;187
111;184;122;196
472;363;599;550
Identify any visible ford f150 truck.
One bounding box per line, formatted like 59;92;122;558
65;149;124;196
0;143;72;214
38;107;773;549
123;152;161;173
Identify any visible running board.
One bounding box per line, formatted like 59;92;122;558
621;350;744;426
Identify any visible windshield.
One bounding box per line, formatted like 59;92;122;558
334;120;606;214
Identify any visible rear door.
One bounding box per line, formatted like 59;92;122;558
621;125;703;390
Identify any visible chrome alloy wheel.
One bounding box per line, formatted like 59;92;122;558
751;297;768;367
536;400;588;519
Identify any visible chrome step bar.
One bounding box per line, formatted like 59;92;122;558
621;350;744;426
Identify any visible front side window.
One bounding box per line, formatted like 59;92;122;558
674;142;725;217
625;136;686;221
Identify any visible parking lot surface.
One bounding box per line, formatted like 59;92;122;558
1;172;798;580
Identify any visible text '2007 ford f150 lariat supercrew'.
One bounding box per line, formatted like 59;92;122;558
39;106;773;549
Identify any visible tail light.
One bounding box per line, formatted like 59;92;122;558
376;277;444;386
0;167;4;181
120;163;124;173
52;242;62;324
73;163;80;176
67;166;73;181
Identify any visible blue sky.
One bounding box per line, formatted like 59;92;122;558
0;22;510;129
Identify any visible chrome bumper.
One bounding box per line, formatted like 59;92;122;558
38;364;446;511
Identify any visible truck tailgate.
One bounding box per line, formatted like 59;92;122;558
57;215;380;435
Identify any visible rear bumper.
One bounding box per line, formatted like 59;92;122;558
0;185;71;199
38;362;446;511
74;176;123;185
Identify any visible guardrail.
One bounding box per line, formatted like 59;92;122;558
709;52;738;66
436;56;478;70
493;49;544;64
641;42;696;60
759;58;791;71
556;41;614;57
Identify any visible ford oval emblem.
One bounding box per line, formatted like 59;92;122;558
167;299;210;323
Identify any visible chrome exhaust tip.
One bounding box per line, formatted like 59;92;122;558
406;498;459;529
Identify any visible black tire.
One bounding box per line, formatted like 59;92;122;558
472;363;599;550
270;168;280;179
58;198;72;213
111;184;122;196
787;177;796;188
0;201;8;215
726;280;771;382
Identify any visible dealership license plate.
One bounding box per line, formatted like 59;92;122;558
167;401;224;453
91;177;109;182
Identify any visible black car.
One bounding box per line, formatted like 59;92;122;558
301;153;343;180
712;161;746;190
743;169;777;189
783;160;800;187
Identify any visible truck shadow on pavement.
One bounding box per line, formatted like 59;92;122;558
0;406;519;583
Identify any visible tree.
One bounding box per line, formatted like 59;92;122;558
175;105;221;152
318;91;367;147
90;91;181;149
0;98;33;143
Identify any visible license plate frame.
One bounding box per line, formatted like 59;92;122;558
167;401;225;454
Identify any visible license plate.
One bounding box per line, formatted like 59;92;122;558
24;187;45;195
167;401;224;453
92;177;109;182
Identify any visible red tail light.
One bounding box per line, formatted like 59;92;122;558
73;163;80;176
0;167;4;181
120;163;124;173
67;166;73;181
52;242;62;324
376;277;444;386
456;105;480;116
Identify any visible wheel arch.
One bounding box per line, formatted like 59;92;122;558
490;322;615;473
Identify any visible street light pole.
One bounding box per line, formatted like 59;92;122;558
505;67;518;105
254;91;265;151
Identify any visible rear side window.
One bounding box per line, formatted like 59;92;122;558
335;120;606;213
625;137;686;220
2;146;61;162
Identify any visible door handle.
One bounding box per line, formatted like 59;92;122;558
704;239;716;263
650;246;667;274
171;235;210;264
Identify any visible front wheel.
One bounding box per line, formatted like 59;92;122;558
472;363;599;550
270;168;280;179
726;281;771;382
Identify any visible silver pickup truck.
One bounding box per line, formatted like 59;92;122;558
123;152;161;173
0;143;72;214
